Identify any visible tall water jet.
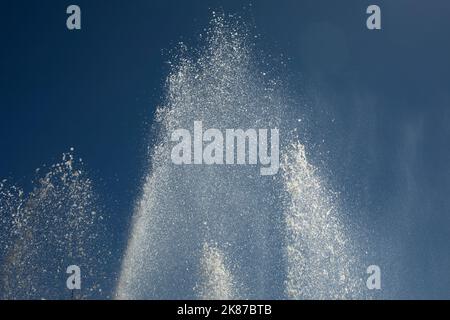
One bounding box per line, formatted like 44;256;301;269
195;242;238;300
117;13;364;299
281;142;364;299
117;14;284;299
0;152;110;299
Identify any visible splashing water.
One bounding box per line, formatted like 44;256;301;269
195;242;238;300
116;14;283;300
0;152;109;299
116;14;364;299
281;142;363;299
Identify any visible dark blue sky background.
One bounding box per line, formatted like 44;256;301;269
1;0;449;298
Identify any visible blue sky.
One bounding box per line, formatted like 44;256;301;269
1;0;450;298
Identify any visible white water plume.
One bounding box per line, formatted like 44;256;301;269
195;242;238;300
117;14;284;299
116;14;364;299
0;152;109;299
281;142;363;299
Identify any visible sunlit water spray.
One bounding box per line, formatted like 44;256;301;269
116;14;364;299
281;142;363;299
195;242;238;300
0;152;110;299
